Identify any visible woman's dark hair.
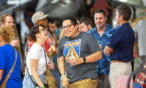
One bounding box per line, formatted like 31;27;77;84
28;25;45;42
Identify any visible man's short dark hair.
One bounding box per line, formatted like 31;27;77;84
63;17;78;26
115;5;131;21
94;10;107;17
79;17;94;28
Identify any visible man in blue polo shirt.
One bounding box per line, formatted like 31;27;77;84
88;10;116;88
104;6;135;88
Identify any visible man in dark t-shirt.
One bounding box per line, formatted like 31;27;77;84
57;17;102;88
104;6;135;88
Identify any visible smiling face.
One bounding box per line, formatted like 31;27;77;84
94;13;107;29
1;16;14;27
37;26;48;42
62;19;78;38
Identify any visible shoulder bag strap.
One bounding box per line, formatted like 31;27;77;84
127;69;146;88
1;50;17;88
44;49;48;71
44;49;49;85
26;67;38;88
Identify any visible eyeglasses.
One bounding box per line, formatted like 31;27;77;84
62;24;73;30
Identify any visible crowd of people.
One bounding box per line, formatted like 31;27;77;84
0;3;145;88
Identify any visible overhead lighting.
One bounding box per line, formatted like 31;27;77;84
51;0;59;4
114;0;142;6
119;0;127;2
7;0;31;5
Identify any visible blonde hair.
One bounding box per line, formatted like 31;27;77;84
0;14;11;24
0;26;16;43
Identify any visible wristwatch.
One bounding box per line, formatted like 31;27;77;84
83;57;86;63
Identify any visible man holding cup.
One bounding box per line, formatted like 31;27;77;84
88;10;116;88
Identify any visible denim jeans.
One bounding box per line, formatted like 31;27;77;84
51;54;62;88
23;74;46;88
97;74;110;88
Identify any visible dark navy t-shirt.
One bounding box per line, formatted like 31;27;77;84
0;44;22;88
107;23;135;62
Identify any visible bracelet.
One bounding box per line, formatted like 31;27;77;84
61;73;66;80
60;73;70;81
41;85;45;88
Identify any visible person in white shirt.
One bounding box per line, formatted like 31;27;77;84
23;25;49;88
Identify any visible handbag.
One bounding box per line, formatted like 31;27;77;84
0;50;17;88
134;64;146;88
134;70;146;88
27;49;49;88
127;63;146;88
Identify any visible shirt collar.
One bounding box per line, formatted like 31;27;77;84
92;23;111;33
121;23;129;27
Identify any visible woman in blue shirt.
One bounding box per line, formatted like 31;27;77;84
0;26;22;88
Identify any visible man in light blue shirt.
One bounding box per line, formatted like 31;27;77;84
88;10;116;88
